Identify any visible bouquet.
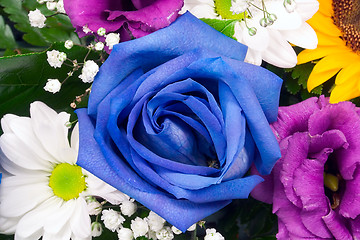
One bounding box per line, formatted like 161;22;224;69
1;0;360;239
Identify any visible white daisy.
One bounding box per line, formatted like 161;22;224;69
0;101;128;240
181;0;319;68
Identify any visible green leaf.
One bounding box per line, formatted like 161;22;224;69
311;85;323;95
0;0;48;46
0;42;100;119
201;18;237;39
0;234;14;240
0;15;17;49
289;62;315;89
284;76;301;95
0;0;79;47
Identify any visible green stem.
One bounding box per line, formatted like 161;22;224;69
191;228;197;240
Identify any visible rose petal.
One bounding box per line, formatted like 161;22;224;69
88;13;248;115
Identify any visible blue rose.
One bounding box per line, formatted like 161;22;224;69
76;12;282;231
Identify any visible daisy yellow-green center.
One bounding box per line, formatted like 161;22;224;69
49;163;86;201
214;0;246;20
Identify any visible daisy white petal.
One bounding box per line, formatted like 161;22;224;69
0;181;52;218
235;21;270;51
15;197;63;240
282;22;318;49
69;198;91;239
295;0;319;20
0;102;128;240
244;49;263;66
0;134;52;171
262;30;298;68
266;1;302;30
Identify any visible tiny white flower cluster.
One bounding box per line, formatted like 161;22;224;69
47;49;67;68
44;79;61;94
79;60;99;83
204;228;225;240
105;33;120;50
36;0;66;13
28;9;46;28
44;44;101;94
82;26;121;51
99;207;200;240
101;209;126;232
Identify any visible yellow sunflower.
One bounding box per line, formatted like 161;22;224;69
297;0;360;103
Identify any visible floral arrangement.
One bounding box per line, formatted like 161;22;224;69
0;0;359;239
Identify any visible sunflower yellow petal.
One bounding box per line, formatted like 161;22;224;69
335;62;360;85
308;13;342;37
318;0;333;17
297;47;346;64
307;52;360;91
308;68;340;91
330;79;360;103
317;31;345;46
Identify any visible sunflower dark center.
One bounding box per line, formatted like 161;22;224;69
332;0;360;53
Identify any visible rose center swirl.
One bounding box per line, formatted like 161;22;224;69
332;0;360;53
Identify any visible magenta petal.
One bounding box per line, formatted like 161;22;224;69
271;97;321;140
109;0;183;30
280;133;310;208
349;216;360;239
308;129;348;155
339;167;360;219
276;203;315;238
323;209;353;240
292;154;332;238
64;0;183;40
308;101;360;180
276;219;291;240
250;165;274;204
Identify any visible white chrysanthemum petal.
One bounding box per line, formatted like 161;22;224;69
0;102;130;240
244;49;263;66
266;1;302;30
236;21;270;51
43;222;72;240
30;102;70;160
70;198;91;239
0;134;53;171
6;116;58;164
262;30;298;68
84;172;129;205
43;200;76;234
1;114;18;133
187;4;217;18
0;182;52;218
296;0;319;20
0;175;48;191
71;123;79;151
282;22;318;49
15;197;63;239
180;0;215;15
0;216;19;233
0;150;38;176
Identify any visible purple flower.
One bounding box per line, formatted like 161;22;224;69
63;0;184;41
75;13;282;231
251;96;360;239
